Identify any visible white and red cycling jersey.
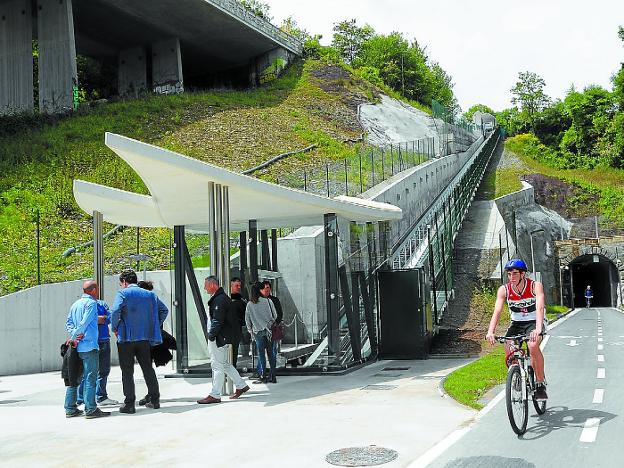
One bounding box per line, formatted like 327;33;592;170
505;277;537;322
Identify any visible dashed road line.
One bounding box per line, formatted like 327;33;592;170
580;418;601;443
597;368;606;379
593;389;604;404
598;344;603;350
597;355;605;362
598;338;603;342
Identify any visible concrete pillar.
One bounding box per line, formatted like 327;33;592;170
250;47;291;87
0;0;34;115
36;0;77;114
151;37;183;94
118;46;146;98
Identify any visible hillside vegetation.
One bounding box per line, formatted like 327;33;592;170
0;60;383;296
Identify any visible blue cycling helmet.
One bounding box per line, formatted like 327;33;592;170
504;259;528;271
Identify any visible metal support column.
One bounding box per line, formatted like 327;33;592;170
324;213;340;362
208;182;216;276
271;229;278;272
221;185;232;394
215;184;223;284
249;220;258;283
173;226;188;371
260;230;270;270
93;211;104;298
239;231;248;294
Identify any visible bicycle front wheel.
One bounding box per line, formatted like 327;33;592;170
506;365;528;435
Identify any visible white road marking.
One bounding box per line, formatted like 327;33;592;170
597;368;606;379
580;418;601;443
593;389;604;404
598;344;604;350
597;355;605;362
598;338;603;342
566;339;579;347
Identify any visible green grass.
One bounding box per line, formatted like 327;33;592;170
0;58;439;296
505;134;624;226
546;304;569;323
444;345;507;409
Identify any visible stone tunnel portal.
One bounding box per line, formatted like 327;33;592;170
568;254;619;308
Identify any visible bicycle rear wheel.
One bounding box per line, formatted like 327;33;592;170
529;366;547;415
506;365;528;435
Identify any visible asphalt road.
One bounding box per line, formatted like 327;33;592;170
425;308;623;468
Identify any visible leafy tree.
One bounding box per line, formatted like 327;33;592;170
280;16;310;41
239;0;272;21
331;19;374;65
533;100;570;148
560;85;614;160
496;107;524;135
463;104;495;121
510;71;551;130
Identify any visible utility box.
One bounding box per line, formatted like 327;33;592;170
378;269;432;359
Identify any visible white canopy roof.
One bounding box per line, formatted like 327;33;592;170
73;133;402;230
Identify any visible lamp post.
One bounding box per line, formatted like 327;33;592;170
529;228;545;278
559;264;569;306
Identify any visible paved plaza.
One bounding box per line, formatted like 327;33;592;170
0;358;475;468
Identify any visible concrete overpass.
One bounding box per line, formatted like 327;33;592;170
0;0;302;115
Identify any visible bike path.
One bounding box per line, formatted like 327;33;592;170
420;308;624;468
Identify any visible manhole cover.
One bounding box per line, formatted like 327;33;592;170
361;384;398;391
382;367;410;371
326;446;398;466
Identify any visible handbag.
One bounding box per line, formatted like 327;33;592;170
268;299;284;341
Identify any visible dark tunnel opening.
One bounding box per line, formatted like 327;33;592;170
569;254;619;308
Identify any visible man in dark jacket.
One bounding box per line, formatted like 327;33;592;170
229;277;246;368
197;276;249;404
111;269;168;414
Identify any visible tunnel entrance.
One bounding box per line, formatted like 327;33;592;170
568;254;619;308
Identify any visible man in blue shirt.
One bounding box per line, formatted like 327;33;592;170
76;300;119;407
64;280;111;419
111;269;169;414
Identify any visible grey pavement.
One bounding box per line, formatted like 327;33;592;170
421;307;624;468
0;357;476;468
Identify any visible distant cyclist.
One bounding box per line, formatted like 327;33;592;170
585;285;593;308
486;259;548;401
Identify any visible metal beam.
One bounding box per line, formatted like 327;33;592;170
92;210;104;298
324;213;340;361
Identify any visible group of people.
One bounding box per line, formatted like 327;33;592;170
63;269;283;417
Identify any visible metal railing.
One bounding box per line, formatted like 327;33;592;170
207;0;303;54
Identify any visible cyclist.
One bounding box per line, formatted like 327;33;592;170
584;285;593;308
486;258;548;401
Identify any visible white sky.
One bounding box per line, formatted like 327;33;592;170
263;0;624;112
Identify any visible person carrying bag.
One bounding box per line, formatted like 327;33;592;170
245;282;277;384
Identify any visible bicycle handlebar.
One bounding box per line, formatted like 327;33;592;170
494;332;546;343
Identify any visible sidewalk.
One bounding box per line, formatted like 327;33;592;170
0;359;476;468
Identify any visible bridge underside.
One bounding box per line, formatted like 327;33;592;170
0;0;300;114
72;0;290;78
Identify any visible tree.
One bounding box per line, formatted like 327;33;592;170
463;104;495;122
239;0;272;21
510;71;551;130
280;16;309;41
331;19;374;65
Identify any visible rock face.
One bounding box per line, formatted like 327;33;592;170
359;95;441;146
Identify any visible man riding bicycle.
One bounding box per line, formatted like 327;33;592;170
584;285;593;308
486;259;548;401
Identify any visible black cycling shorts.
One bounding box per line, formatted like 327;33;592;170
505;320;540;338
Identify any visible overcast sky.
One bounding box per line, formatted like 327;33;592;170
263;0;624;112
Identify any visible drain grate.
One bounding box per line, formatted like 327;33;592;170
382;367;410;371
361;384;398;391
326;446;399;466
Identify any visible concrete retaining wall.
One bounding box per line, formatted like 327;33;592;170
494;181;535;222
0;271;174;376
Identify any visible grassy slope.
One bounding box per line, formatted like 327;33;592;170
505;134;624;225
0;60;379;296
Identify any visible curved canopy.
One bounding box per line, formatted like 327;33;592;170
73;133;402;230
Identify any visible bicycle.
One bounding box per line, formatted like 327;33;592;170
586;296;592;308
496;334;547;435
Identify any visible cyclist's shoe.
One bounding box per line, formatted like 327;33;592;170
534;383;548;401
